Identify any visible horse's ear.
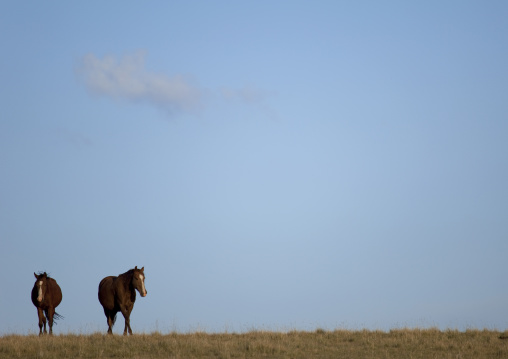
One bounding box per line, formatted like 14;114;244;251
43;272;47;278
34;272;38;279
141;267;144;272
135;266;138;270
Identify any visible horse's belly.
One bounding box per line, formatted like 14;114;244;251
98;277;116;310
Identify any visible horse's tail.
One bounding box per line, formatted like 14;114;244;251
54;312;64;321
44;309;64;324
112;313;117;325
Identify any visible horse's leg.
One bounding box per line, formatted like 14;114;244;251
47;307;55;335
120;306;133;335
126;311;133;335
41;308;47;335
104;309;114;335
36;308;45;335
107;315;114;335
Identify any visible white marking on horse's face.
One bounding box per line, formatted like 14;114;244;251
37;281;43;302
139;274;147;297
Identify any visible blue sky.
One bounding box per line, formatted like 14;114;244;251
1;1;508;334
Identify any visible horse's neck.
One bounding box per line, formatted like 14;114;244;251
119;271;134;289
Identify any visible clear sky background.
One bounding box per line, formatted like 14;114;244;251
1;1;507;335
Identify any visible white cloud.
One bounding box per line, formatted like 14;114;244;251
78;51;202;114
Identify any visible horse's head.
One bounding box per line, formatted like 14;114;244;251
33;272;48;303
132;266;147;297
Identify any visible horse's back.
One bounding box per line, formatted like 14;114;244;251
98;276;116;310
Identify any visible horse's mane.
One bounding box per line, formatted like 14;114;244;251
35;271;52;279
118;269;135;281
122;268;135;275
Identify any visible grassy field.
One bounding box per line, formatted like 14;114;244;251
1;329;508;358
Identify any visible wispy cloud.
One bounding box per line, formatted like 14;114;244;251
78;51;273;118
78;51;202;114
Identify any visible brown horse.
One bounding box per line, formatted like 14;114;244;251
31;272;63;335
98;266;147;335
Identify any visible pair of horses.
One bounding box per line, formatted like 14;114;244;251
31;266;147;335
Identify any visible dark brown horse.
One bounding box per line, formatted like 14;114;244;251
31;272;63;335
98;266;147;335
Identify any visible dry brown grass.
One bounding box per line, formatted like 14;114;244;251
1;328;508;358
